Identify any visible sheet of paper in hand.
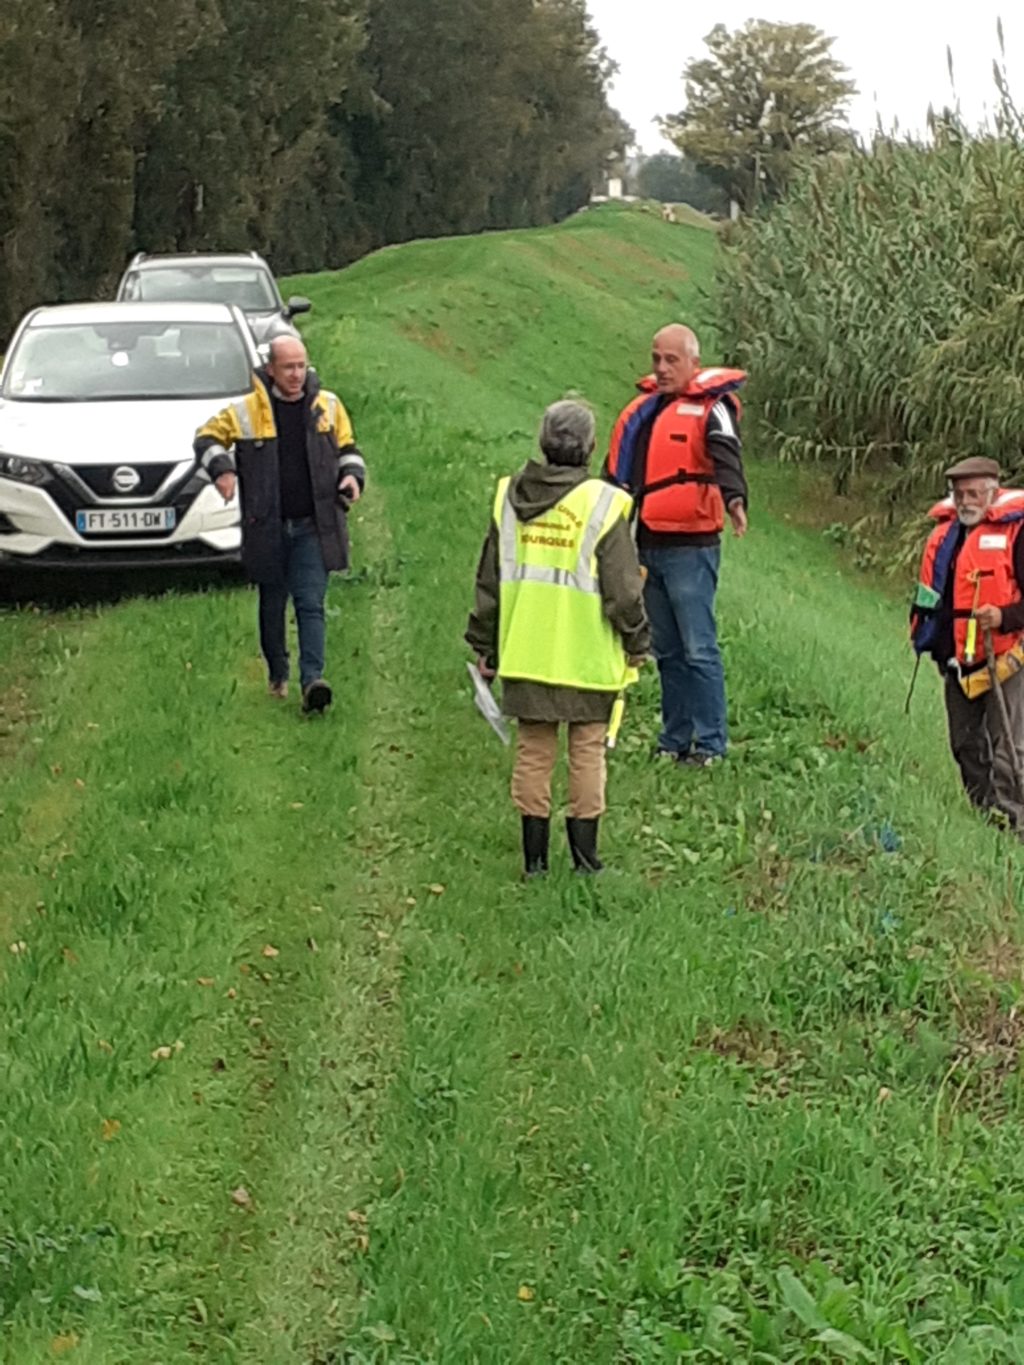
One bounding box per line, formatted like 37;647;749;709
467;662;510;746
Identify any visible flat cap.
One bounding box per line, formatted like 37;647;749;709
944;456;1001;481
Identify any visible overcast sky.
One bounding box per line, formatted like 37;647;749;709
585;1;1024;153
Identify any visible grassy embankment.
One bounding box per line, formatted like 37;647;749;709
2;205;1024;1362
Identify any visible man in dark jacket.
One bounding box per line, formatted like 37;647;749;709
195;337;366;713
466;399;650;876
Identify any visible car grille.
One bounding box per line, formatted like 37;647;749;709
70;464;176;497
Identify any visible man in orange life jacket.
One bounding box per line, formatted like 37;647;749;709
605;324;748;765
911;456;1024;829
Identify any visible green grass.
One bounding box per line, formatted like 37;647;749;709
2;204;1024;1361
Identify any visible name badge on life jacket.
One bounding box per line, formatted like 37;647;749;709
979;533;1009;550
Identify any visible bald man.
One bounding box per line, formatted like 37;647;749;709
195;335;366;714
606;325;748;765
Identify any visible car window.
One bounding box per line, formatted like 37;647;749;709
131;265;279;312
2;321;253;401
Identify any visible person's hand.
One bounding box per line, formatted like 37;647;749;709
215;472;237;503
728;499;748;538
976;604;1003;631
339;475;362;506
627;654;648;668
477;655;496;681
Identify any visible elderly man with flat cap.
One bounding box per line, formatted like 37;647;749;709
911;456;1024;828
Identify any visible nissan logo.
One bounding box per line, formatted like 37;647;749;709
112;465;141;494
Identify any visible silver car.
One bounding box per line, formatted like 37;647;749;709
116;251;311;357
0;301;256;569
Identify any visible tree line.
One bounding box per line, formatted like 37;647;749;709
0;0;627;339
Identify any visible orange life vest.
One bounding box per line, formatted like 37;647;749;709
606;369;746;533
912;488;1024;666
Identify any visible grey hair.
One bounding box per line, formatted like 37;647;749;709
538;399;596;466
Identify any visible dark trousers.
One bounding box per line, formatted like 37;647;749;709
944;669;1024;828
258;517;328;688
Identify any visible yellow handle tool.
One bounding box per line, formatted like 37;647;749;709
606;666;639;750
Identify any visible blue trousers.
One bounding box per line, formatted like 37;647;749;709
641;543;727;757
257;517;328;688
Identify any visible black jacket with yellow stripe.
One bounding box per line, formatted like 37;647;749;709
194;368;365;583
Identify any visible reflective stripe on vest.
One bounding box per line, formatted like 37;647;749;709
492;476;630;691
497;481;616;596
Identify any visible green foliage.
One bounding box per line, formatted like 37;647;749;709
633;152;729;215
718;112;1024;563
0;0;626;340
663;20;856;211
5;207;1024;1357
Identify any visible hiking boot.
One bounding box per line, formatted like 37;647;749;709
651;746;682;763
268;680;289;700
521;815;550;878
566;817;604;874
302;679;333;714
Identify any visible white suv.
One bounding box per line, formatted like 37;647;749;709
116;252;311;357
0;301;257;569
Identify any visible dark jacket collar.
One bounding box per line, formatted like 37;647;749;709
253;365;322;407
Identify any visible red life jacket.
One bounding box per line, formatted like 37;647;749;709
607;368;746;534
913;489;1024;665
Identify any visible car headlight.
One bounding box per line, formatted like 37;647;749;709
0;454;48;485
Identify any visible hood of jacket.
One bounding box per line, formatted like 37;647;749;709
507;459;591;522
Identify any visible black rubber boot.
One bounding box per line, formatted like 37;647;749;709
566;817;604;874
521;816;550;878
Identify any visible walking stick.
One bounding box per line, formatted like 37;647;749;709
904;655;922;716
983;626;1024;810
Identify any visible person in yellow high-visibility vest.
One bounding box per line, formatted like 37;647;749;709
466;400;650;876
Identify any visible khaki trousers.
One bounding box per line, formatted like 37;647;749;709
511;720;608;819
945;669;1024;828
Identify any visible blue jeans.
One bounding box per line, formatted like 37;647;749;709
258;518;328;687
641;543;727;757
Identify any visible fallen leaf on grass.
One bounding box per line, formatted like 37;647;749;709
877;1086;893;1103
517;1285;535;1302
72;1285;102;1303
100;1119;121;1142
151;1040;184;1061
226;988;237;1000
261;945;280;959
428;884;446;896
306;937;319;953
97;1040;113;1054
51;1333;80;1353
196;976;215;987
62;947;78;965
74;779;86;790
347;1209;368;1226
231;1186;252;1207
288;802;304;810
8;941;27;955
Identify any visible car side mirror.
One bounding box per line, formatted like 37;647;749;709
285;296;312;319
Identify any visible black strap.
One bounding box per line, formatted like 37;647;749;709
640;470;717;497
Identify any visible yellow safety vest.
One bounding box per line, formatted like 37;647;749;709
492;476;633;690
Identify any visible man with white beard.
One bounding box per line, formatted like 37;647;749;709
911;457;1024;829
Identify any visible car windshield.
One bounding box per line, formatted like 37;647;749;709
125;265;279;312
1;320;253;402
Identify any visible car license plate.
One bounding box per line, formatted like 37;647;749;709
76;508;176;534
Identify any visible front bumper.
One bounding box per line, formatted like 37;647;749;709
0;465;242;569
